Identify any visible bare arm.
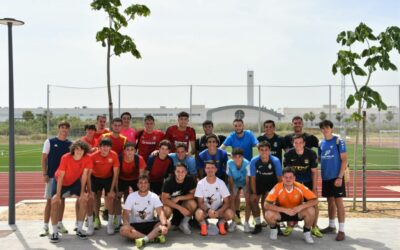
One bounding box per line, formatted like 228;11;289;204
122;209;130;226
334;152;348;187
216;196;230;215
161;192;183;210
311;168;318;194
41;153;49;183
190;140;196;155
81;169;88;195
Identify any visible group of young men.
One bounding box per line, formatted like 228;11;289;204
40;111;347;248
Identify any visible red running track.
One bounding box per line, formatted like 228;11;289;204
0;171;399;206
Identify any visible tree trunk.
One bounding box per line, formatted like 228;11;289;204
362;110;368;212
107;18;113;128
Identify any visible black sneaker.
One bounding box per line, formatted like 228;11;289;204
50;233;59;243
76;230;88;240
252;224;262;234
320;226;337;234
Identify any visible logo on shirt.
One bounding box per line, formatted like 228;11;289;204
54;144;58;148
171;190;182;198
153;136;156;140
137;207;148;220
274;142;277;147
108;158;113;163
304;159;309;164
206;194;216;206
268;164;272;170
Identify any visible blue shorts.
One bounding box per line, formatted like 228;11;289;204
51;179;81;198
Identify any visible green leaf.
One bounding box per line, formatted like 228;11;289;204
354;66;367;76
332;64;338;75
346;95;355;108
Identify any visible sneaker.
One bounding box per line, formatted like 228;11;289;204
39;228;49;237
154;235;166;244
94;218;101;230
107;223;115;235
87;225;94;236
114;225;121;233
261;221;268;227
200;224;208;236
233;215;242;225
252;224;262;234
282;226;293;236
311;226;323;238
135;238;145;249
320;226;336;234
179;221;192;235
269;228;278;240
243;222;252;233
113;216;120;227
50;233;59;243
228;221;237;233
335;231;345;241
218;223;226;235
304;231;314;244
76;230;88;240
58;223;68;234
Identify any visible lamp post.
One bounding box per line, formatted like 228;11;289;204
0;17;24;225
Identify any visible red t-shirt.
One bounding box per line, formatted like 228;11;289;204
102;133;127;155
164;125;196;152
119;154;147;181
137;130;165;162
81;136;98;150
55;153;93;187
146;155;174;182
90;150;119;178
94;128;109;140
120;127;137;143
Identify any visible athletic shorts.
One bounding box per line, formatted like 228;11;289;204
118;179;138;193
322;178;346;198
232;185;247;195
44;178;55;199
150;181;163;195
91;176;112;194
278;212;303;222
51;179;81;198
256;183;275;196
131;221;159;235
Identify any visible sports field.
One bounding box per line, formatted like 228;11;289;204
0;143;398;172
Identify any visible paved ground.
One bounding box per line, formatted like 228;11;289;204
0;218;398;250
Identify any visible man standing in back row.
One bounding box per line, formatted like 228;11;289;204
164;111;196;154
284;116;319;151
257;120;284;162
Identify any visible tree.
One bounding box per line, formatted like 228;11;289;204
332;23;400;211
335;112;342;122
303;113;310;127
308;112;316;125
91;0;150;126
385;111;394;123
319;111;327;121
368;113;377;124
22;110;34;121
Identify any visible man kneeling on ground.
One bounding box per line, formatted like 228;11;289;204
265;167;318;244
120;175;170;248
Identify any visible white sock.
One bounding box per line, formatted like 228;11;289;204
52;225;58;234
143;236;149;243
57;221;63;227
108;215;114;226
329;219;336;228
182;216;190;224
78;221;84;231
88;216;94;227
339;223;345;232
44;223;49;229
255;217;261;225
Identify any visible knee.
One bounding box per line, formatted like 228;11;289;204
163;206;172;218
224;208;234;220
265;210;277;221
195;208;205;221
186;200;197;211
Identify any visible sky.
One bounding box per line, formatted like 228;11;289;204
0;0;399;110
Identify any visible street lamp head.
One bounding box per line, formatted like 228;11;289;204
0;18;24;26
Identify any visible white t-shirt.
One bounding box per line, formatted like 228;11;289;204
194;177;230;210
123;191;163;223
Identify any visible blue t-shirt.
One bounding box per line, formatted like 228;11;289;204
226;158;250;188
223;130;258;161
168;153;197;177
197;149;228;179
46;137;72;178
318;136;346;181
249;155;282;177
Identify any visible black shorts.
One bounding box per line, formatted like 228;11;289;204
51;179;81;197
150;181;163;195
322;179;346;198
118;179;138;193
278;212;303;222
256;183;275;196
91;176;112;194
131;221;159;235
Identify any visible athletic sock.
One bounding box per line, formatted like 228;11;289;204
57;221;63;227
182;216;191;224
338;223;345;232
270;224;277;229
44;223;49;230
52;225;58;234
143;236;149;243
88;216;94;227
108;215;114;226
329;219;336;228
78;221;84;231
116;215;122;225
303;227;311;233
236;210;240;218
255;217;261;225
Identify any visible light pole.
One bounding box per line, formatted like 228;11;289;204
0;17;24;225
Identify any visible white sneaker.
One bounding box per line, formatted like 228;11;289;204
179;221;191;235
304;231;314;244
228;221;237;233
269;228;278;240
107;223;114;235
243;222;252;233
87;225;94;236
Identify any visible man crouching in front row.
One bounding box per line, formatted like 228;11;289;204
264;167;318;244
120;175;170;249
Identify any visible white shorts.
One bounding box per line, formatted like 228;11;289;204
44;178;55;199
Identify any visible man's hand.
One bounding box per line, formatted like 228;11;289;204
178;207;191;217
283;208;297;216
108;191;116;199
159;224;168;235
334;178;343;187
171;196;180;204
43;175;49;183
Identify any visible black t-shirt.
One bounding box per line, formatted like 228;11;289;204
283;132;319;151
195;134;226;152
257;133;284;162
283;148;317;184
161;176;197;198
254;158;279;193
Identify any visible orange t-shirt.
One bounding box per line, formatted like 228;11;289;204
102;133;127;155
94;128;109;140
266;181;317;208
55;153;93;187
81;136;98;149
119;155;147;181
90;150;119;178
